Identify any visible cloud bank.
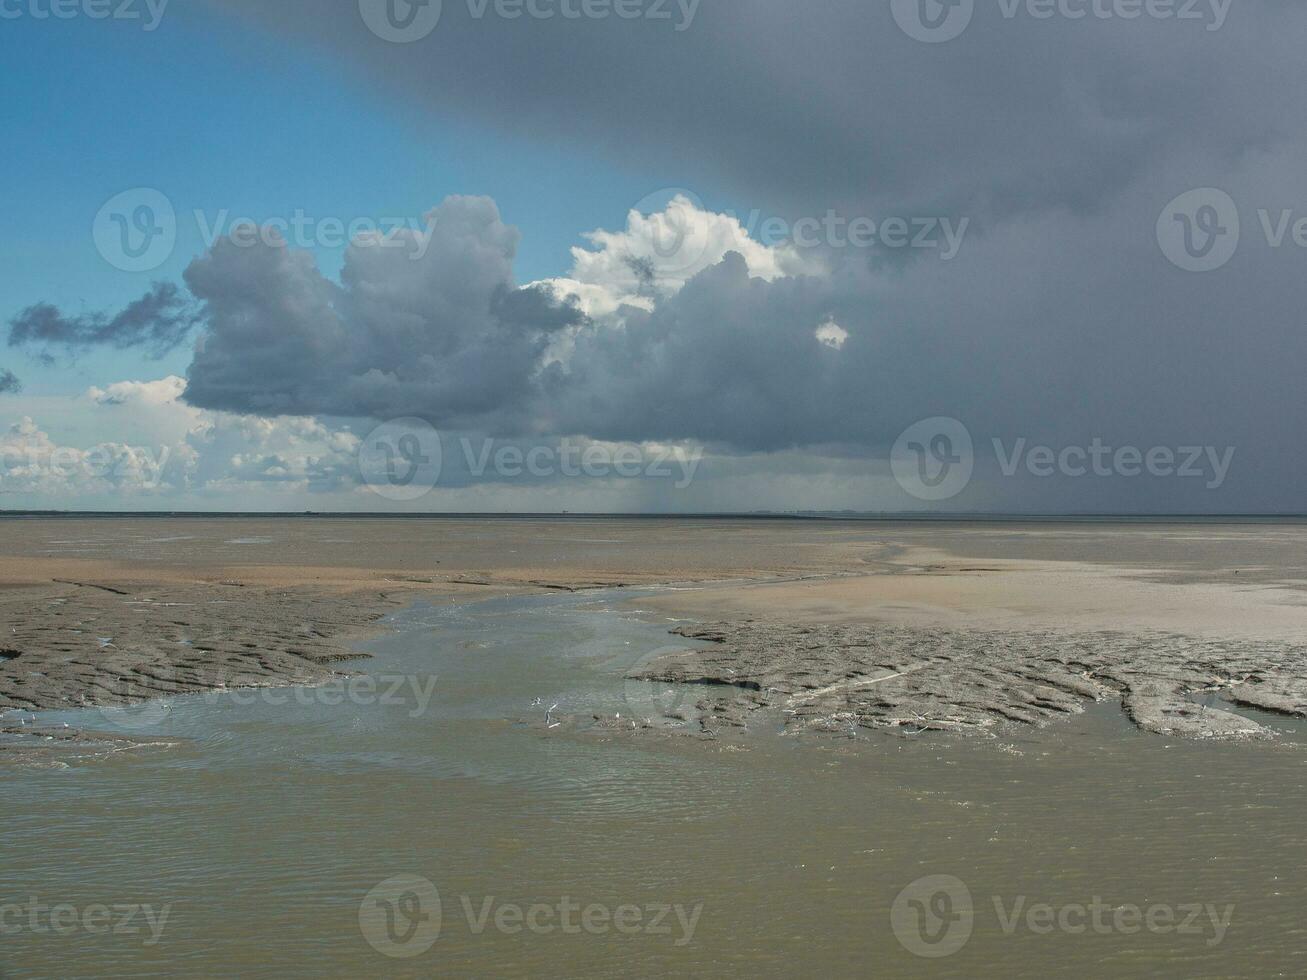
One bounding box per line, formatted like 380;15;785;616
182;196;584;428
14;174;1307;510
10;1;1307;510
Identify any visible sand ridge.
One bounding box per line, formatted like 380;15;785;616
628;620;1307;740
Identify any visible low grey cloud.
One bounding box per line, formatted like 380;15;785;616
0;370;21;394
182;196;586;428
7;282;200;359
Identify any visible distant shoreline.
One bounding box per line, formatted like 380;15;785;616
2;511;1305;523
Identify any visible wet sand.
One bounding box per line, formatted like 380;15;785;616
627;543;1307;741
629;620;1307;740
3;517;1307;744
0;516;881;722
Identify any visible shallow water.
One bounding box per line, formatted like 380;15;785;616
3;590;1307;978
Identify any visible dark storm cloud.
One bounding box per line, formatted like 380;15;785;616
0;370;21;394
45;170;1307;511
182;196;586;428
199;0;1305;224
490;283;588;333
541;253;853;451
21;0;1307;510
7;282;200;358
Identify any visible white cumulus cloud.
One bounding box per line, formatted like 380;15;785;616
534;193;818;318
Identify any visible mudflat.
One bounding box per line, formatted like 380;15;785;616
0;516;881;721
628;536;1307;740
3;517;1307;743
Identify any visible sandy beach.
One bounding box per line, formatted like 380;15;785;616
3;517;1306;742
6;517;1307;978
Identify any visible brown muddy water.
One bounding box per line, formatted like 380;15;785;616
3;588;1306;978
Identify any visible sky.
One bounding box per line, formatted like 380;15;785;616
1;0;1304;513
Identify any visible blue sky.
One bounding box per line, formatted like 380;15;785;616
2;1;1304;513
0;5;725;399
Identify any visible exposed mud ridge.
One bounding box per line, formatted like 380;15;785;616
628;622;1307;740
0;580;402;714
